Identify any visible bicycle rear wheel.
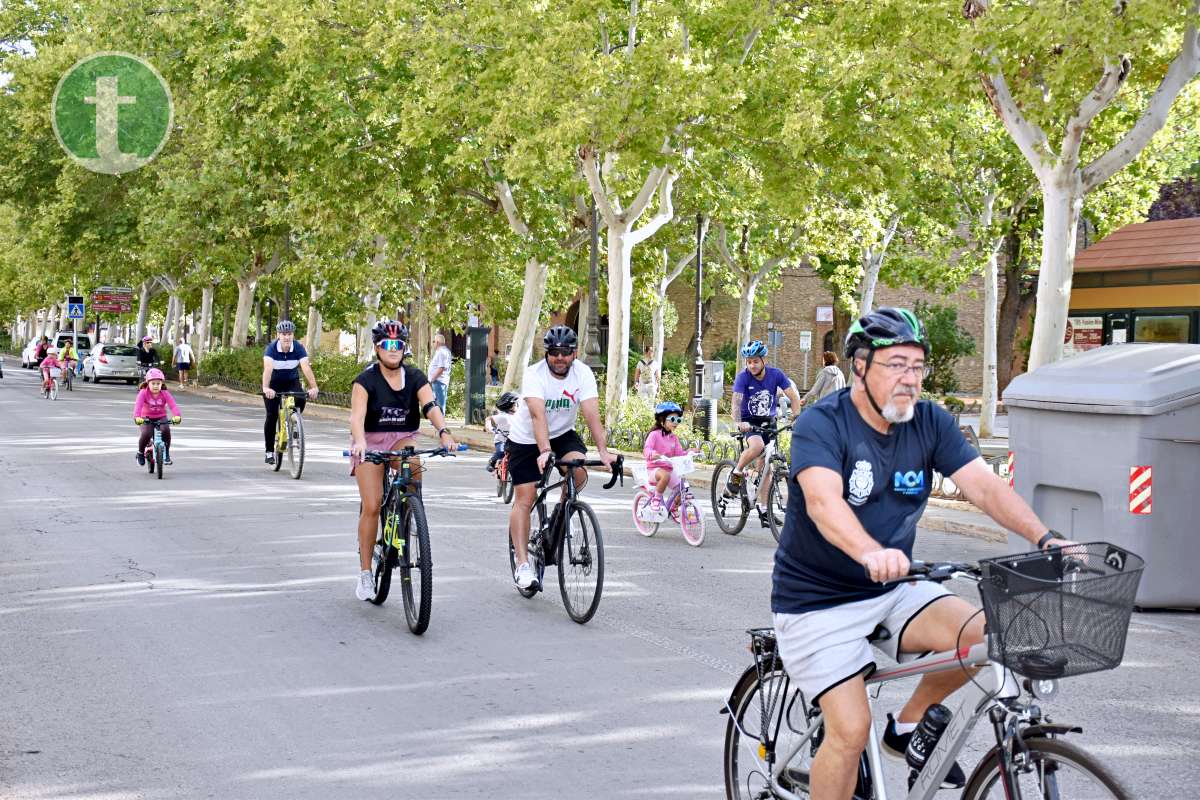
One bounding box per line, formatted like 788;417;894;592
961;736;1130;800
724;662;814;800
370;501;397;606
767;467;789;544
509;503;546;598
558;501;604;624
503;474;514;504
286;411;305;479
632;489;660;537
711;460;749;536
399;494;433;634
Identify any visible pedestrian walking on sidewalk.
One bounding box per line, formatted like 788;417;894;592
427;334;452;413
800;351;845;408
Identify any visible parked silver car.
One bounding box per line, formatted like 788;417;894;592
83;343;142;385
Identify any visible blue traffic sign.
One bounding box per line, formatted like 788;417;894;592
67;302;85;320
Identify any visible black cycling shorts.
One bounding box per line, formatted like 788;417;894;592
505;430;587;486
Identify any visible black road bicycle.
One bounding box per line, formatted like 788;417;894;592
711;418;790;542
350;446;458;635
508;454;624;624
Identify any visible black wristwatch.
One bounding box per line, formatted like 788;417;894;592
437;427;450;437
1037;530;1061;550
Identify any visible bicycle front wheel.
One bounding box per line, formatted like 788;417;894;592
767;467;789;544
399;495;433;635
962;736;1130;800
724;662;813;800
679;495;705;547
49;380;58;401
711;460;749;536
287;411;305;479
156;442;164;479
558;501;604;624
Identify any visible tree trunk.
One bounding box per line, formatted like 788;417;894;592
359;287;381;362
163;293;180;345
1028;175;1083;371
980;239;1001;438
859;257;883;316
997;231;1036;393
232;278;257;348
503;257;549;391
651;299;665;384
198;285;215;360
735;277;761;373
306;283;324;352
603;224;635;428
46;305;60;337
832;288;854;374
135;281;152;340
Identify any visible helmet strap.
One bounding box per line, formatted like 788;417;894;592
855;350;888;421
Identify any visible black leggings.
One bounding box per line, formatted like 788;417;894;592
264;385;307;451
138;422;172;453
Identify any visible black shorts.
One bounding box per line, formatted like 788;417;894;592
505;430;587;486
743;417;778;442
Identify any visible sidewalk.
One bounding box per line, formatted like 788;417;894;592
179;380;1007;543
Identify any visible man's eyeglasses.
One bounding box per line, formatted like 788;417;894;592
378;339;405;352
877;361;930;379
547;348;575;357
665;415;682;423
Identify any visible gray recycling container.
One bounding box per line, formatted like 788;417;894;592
1003;343;1200;609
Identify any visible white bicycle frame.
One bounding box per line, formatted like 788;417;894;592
755;642;1021;800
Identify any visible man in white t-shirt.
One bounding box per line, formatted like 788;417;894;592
506;325;616;591
427;334;452;412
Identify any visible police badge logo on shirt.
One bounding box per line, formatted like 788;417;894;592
847;460;874;506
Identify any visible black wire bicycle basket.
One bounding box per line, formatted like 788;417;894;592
977;542;1144;679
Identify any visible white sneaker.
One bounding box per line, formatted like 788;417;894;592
514;561;538;590
355;570;375;601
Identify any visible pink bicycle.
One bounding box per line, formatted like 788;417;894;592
632;454;705;546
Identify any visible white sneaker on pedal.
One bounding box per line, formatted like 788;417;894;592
355;570;375;601
514;561;538;590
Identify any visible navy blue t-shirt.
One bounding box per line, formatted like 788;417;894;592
771;389;979;614
733;366;791;422
264;340;309;389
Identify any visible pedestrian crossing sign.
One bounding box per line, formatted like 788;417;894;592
67;302;85;320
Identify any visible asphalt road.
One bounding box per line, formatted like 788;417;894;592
1;365;1196;799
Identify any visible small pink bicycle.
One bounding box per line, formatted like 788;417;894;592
632;453;705;546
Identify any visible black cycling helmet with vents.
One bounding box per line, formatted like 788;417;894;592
844;307;929;419
543;325;578;350
371;319;409;345
497;391;520;412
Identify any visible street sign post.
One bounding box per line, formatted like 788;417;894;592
799;329;812;389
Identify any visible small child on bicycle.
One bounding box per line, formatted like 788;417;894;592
134;367;182;466
39;347;64;394
484;391;519;472
642;401;690;517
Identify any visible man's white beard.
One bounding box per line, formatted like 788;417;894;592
882;398;915;423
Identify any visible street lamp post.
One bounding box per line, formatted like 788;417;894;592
584;200;603;369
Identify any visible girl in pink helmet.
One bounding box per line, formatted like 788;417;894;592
133;367;181;465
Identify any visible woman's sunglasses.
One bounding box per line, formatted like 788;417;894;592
665;415;682;423
378;339;405;352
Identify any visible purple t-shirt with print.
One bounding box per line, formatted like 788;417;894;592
733;366;791;421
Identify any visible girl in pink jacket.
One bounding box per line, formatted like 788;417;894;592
134;368;181;465
642;401;690;516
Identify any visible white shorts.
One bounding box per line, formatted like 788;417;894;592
773;582;952;706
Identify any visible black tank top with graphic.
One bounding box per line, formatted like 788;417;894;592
353;364;430;433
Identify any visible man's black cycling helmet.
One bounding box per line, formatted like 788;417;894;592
844;307;929;359
497;390;520;412
371;319;409;345
276;320;296;334
543;325;578;350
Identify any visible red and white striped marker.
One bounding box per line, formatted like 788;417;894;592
1007;451;1014;489
1129;466;1152;515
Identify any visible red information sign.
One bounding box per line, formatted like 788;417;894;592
92;286;133;313
1063;316;1103;357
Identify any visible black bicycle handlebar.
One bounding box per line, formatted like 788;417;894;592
261;390;313;397
134;418;178;426
342;444;468;463
539;453;625;489
877;560;982;586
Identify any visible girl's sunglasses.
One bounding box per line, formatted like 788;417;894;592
665;415;682;423
378;339;405;352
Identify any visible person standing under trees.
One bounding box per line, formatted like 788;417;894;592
633;344;659;402
174;337;195;388
800;351;846;408
427;334;452;413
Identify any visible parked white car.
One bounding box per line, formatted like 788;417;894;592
83;343;143;385
21;338;43;368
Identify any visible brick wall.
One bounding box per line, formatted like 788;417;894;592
664;265;1005;394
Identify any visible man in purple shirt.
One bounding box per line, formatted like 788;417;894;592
724;340;802;524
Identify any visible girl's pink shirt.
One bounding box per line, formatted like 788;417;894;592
40;356;63;372
643;428;686;469
134;387;181;420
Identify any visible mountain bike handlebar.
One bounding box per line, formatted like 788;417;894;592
261;390;313;397
540;454;625;489
343;443;469;463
